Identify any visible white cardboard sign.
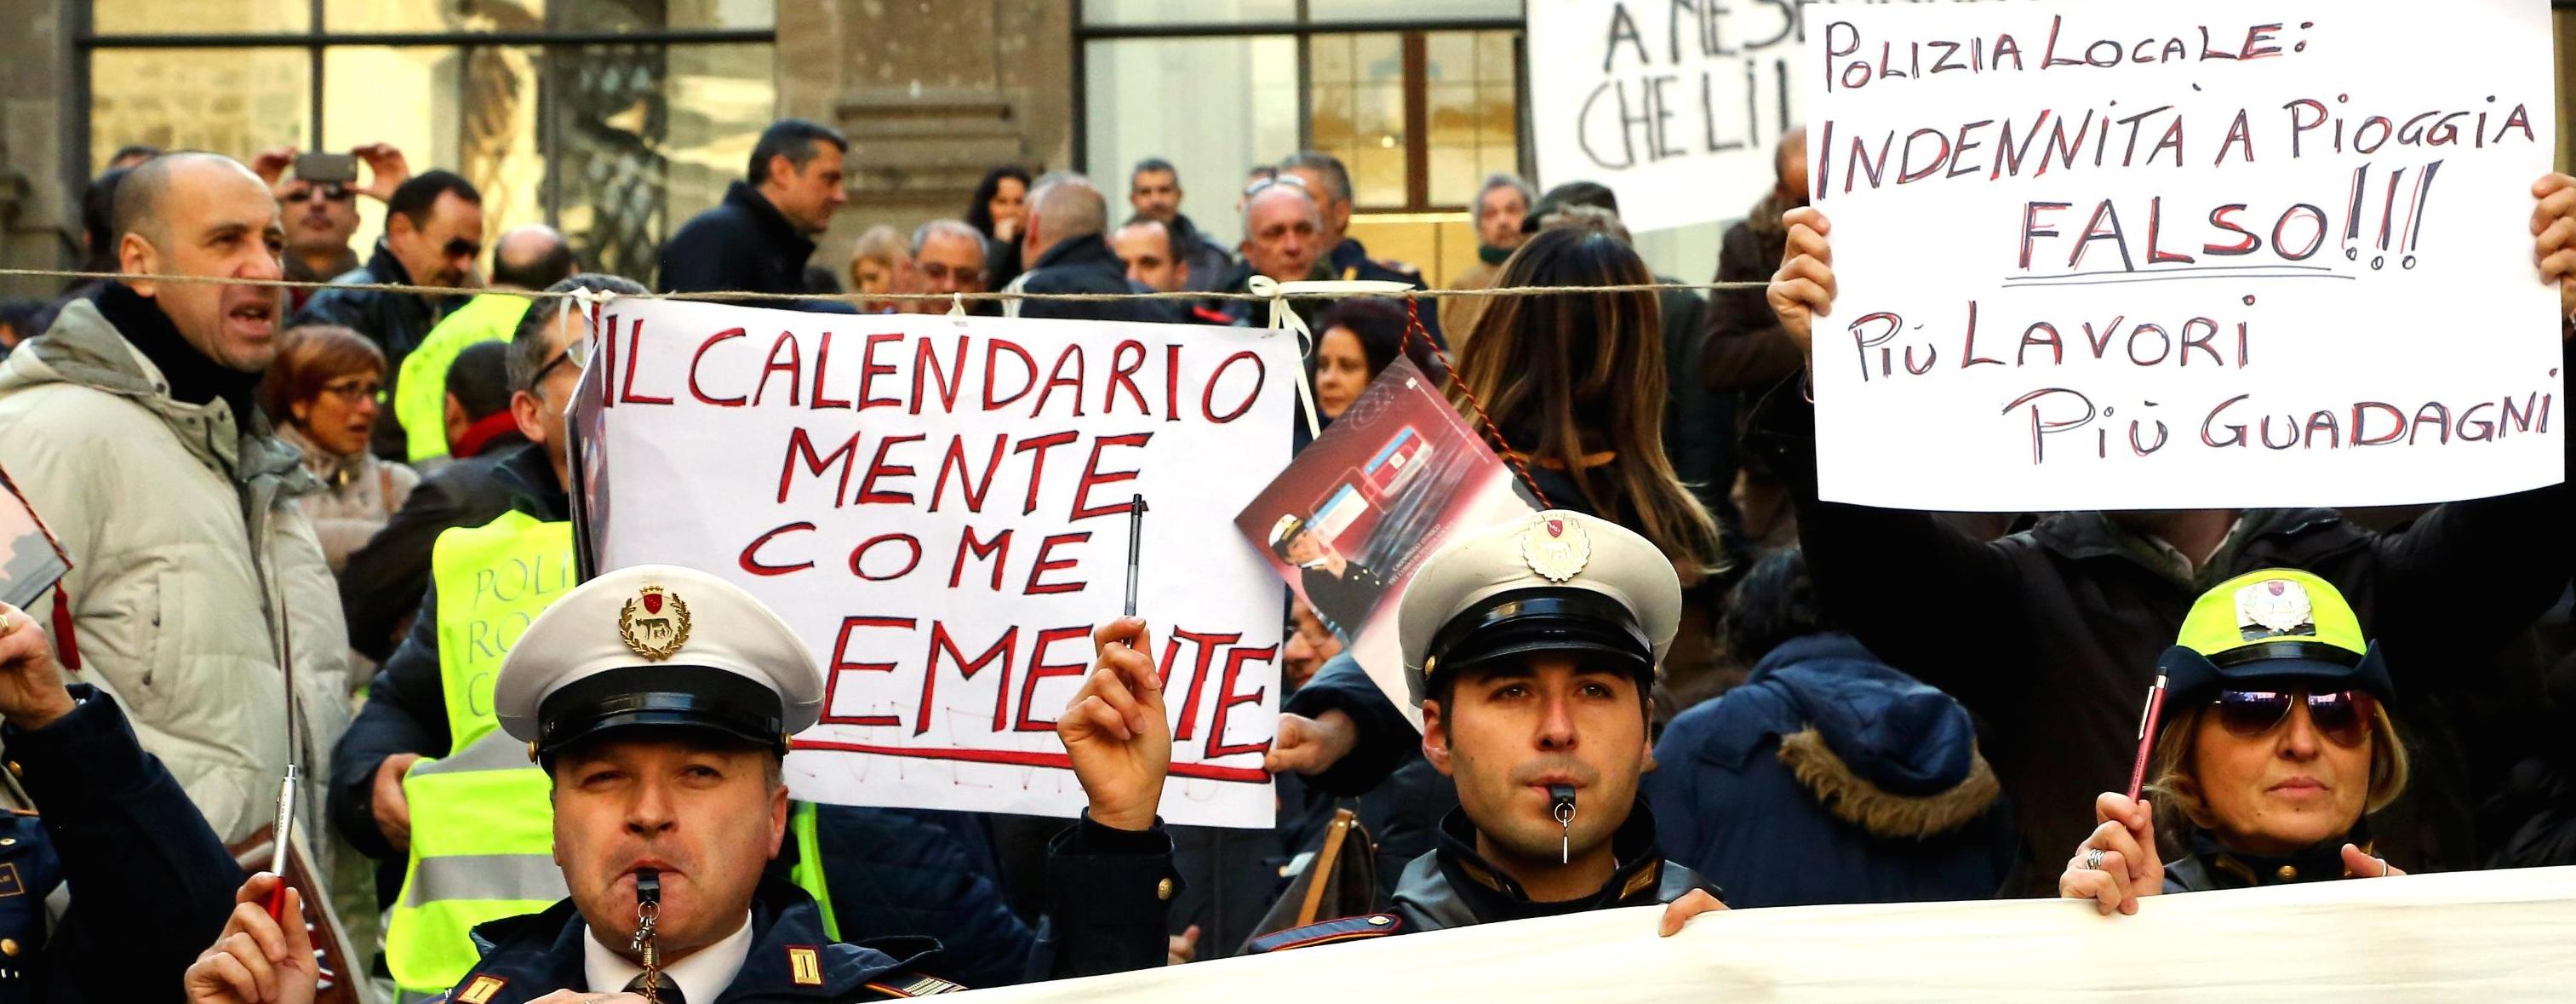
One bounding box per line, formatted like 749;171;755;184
1806;0;2562;510
583;300;1292;828
1526;0;2008;232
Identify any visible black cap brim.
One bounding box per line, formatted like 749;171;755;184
536;664;787;758
1424;588;1653;687
2158;640;2395;705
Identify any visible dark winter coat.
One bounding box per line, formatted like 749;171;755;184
1742;365;2576;881
1645;634;2019;908
1012;232;1176;325
658;181;821;303
0;686;239;1003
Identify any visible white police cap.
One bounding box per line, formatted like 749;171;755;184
1396;510;1681;709
495;563;823;758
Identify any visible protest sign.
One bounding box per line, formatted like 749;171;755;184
1805;0;2562;511
1234;359;1533;729
946;866;2576;1002
1526;0;2001;232
0;466;66;610
579;300;1295;827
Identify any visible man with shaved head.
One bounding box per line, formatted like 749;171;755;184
0;152;352;857
1002;170;1175;324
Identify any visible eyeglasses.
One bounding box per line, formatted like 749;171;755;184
318;376;381;401
917;261;983;284
1243;174;1308;198
442;238;482;261
2212;689;2376;747
530;330;596;386
287;183;353;204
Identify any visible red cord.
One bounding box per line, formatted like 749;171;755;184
1402;296;1554;511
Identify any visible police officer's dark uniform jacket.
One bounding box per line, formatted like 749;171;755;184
1248;510;1709;953
0;686;238;1002
435;877;946;1003
435;564;1178;1001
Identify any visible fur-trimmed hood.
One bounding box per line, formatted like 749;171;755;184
1737;634;2001;839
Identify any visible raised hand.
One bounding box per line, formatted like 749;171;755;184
183;874;317;1004
2059;793;2164;916
1766;206;1835;360
1058;618;1171;832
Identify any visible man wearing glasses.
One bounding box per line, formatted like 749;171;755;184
902;219;991;315
293;168;489;458
326;273;643;1000
253;143;410;313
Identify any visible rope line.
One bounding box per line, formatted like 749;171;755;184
0;267;1766;306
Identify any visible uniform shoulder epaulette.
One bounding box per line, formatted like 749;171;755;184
1244;913;1402;955
862;972;968;997
1373;258;1421;278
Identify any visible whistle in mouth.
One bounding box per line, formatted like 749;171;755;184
637;868;661;907
1548;785;1577;863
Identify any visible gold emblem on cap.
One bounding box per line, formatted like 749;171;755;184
1520;512;1590;583
618;585;693;661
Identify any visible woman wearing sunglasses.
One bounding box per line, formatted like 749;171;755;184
2062;570;2411;915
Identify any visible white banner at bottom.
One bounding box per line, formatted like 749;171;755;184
952;866;2576;1001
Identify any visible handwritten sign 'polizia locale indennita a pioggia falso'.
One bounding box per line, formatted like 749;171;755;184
1806;0;2561;511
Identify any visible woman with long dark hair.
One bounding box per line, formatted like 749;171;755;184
1449;227;1727;582
965;165;1033;290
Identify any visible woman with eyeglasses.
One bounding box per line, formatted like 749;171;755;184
2062;570;2411;915
261;324;419;575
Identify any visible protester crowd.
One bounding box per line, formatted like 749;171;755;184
0;110;2567;1002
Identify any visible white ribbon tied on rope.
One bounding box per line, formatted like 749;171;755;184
558;284;623;364
1244;275;1415;439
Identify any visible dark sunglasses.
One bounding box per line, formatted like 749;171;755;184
2213;689;2376;747
288;183;353;204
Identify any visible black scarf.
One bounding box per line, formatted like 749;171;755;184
94;281;263;422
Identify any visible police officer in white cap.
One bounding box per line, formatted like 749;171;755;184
185;562;1181;1004
1245;511;1726;953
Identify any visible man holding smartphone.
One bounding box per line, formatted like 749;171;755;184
251;145;410;313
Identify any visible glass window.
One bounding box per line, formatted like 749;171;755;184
89;48;312;169
546;43;776;281
1084;36;1302;252
321;46;549;265
1306;33;1408;209
322;0;543;32
1302;0;1518;26
83;1;775;281
1081;0;1297;28
91;0;308;35
1423;30;1520;208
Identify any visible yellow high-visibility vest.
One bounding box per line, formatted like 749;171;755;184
386;512;575;998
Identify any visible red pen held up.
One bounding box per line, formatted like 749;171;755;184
2126;674;2169;802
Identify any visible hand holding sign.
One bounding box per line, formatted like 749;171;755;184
2536;173;2576;330
1060;617;1169;833
1767;207;1835;359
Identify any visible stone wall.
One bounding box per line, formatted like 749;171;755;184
0;0;72;301
781;0;1075;276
